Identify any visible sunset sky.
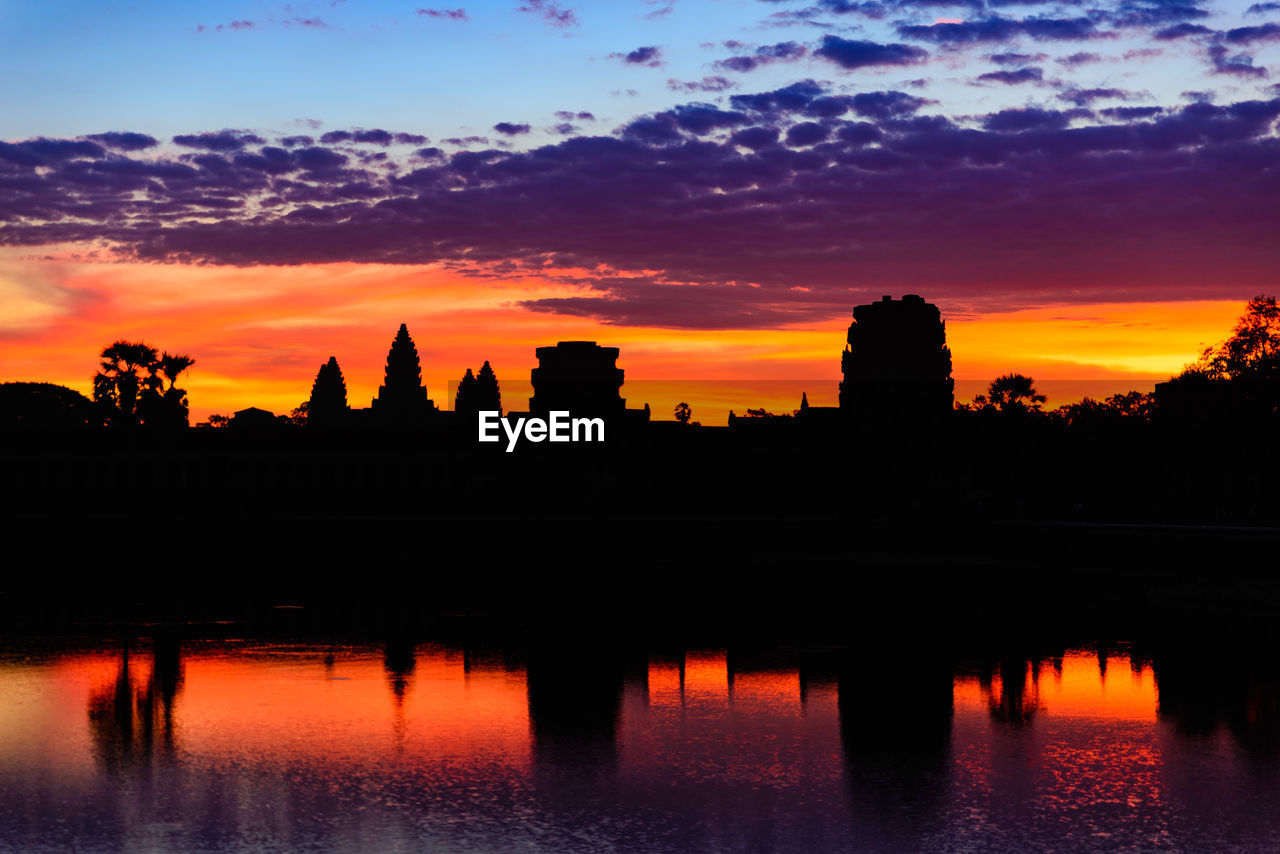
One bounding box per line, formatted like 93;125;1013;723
3;0;1277;422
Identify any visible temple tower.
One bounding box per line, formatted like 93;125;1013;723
839;295;954;423
372;323;434;423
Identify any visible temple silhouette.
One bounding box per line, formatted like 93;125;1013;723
6;289;1280;559
529;341;650;425
839;294;954;424
371;323;436;425
189;295;954;434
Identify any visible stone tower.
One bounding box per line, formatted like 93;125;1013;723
839;294;954;423
372;323;434;423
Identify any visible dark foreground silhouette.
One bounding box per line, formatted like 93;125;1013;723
2;295;1279;623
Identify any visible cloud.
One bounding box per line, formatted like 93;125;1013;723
982;107;1075;132
493;122;533;135
849;90;930;119
988;52;1048;66
714;41;807;73
786;122;831;145
83;132;159;151
898;16;1097;44
730;79;827;113
1100;105;1163;119
7;89;1280;326
668;76;738;92
814;35;929;69
1223;23;1280;46
1207;45;1268;77
729;126;781;149
517;0;578;27
1154;22;1214;39
172;131;265;151
1057;87;1139;106
976;67;1045;85
417;8;469;19
611;45;663;66
1056;52;1102;66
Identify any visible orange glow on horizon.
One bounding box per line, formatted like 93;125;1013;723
0;252;1250;425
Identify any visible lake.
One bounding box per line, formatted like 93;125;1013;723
1;636;1277;853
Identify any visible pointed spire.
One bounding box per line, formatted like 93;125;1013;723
380;323;424;397
800;391;809;412
373;323;432;422
308;356;349;427
474;360;501;414
455;368;477;414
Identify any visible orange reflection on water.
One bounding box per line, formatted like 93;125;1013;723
683;651;729;707
175;646;530;767
954;652;1157;722
731;670;802;713
647;660;684;709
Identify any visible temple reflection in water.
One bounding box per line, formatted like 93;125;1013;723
3;638;1280;853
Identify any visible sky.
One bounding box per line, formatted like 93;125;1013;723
2;0;1278;422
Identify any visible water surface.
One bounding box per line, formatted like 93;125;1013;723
1;639;1277;853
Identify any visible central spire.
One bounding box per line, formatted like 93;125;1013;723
372;323;434;423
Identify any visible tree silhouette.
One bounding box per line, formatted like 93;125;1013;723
93;341;159;424
93;341;192;428
1;382;105;429
308;356;349;427
674;401;691;424
1184;296;1280;391
149;352;195;428
160;353;195;393
985;373;1046;414
1056;390;1154;426
1163;295;1280;423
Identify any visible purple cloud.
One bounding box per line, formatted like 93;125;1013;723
976;67;1045;85
1154;22;1214;39
517;0;577;27
6;87;1280;327
493;122;532;135
1058;87;1138;106
611;45;663;66
172;131;265;151
668;76;737;92
1057;52;1102;66
1224;23;1280;45
715;40;807;73
899;16;1097;44
1208;45;1269;77
814;35;929;70
83;132;158;151
417;8;469;19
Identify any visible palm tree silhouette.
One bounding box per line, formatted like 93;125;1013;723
985;373;1046;413
94;341;160;419
159;353;195;392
